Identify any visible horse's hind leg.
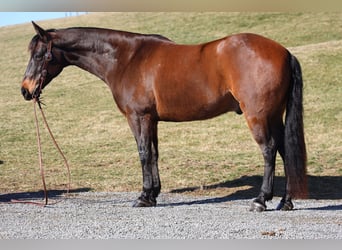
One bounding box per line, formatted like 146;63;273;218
256;120;294;211
247;119;281;212
275;130;294;211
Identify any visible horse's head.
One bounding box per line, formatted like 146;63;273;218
21;22;65;101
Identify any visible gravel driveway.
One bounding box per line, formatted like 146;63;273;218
0;192;341;239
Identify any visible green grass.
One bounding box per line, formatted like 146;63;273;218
0;13;341;198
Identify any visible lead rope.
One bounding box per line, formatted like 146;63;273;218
11;98;71;206
34;98;48;205
36;98;71;201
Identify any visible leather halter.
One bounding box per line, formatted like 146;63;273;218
33;40;52;99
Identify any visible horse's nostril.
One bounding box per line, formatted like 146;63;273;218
21;87;26;96
21;87;32;100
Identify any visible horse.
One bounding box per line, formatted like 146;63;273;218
21;21;307;211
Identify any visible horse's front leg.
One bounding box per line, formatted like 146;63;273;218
127;113;160;207
150;121;161;202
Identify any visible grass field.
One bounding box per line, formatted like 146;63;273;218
0;13;341;199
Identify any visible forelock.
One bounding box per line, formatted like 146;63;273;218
28;35;40;52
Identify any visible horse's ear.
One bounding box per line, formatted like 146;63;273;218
32;21;51;42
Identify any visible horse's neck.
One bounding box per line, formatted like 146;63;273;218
56;28;139;83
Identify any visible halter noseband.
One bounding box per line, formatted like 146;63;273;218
33;40;52;100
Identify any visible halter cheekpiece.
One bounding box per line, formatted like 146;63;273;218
33;40;52;99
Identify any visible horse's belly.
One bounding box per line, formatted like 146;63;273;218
156;92;240;122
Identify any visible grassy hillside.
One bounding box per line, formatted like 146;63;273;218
0;13;341;199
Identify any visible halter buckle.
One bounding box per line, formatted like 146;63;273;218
44;51;52;61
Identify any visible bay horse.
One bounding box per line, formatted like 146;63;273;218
21;22;307;211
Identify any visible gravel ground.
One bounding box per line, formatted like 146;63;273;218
0;192;341;239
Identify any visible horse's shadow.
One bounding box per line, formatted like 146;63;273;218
1;174;341;211
167;175;342;210
0;188;92;203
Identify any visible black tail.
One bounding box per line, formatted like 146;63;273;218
284;54;307;198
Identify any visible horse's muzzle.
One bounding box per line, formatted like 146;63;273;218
21;87;33;101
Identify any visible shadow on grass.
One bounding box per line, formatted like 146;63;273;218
168;175;342;209
0;188;92;203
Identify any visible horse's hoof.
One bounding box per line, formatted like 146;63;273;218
276;200;294;211
132;197;156;207
249;200;266;212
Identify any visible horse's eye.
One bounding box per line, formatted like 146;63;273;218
34;54;43;61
